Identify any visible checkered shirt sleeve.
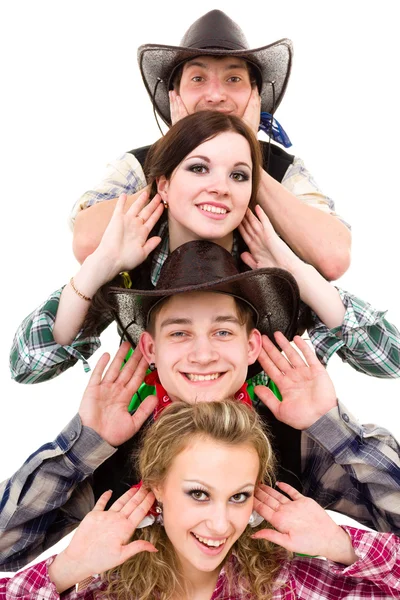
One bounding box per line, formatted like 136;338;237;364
282;157;351;228
308;288;400;378
302;401;400;534
69;152;147;228
0;415;116;573
9;288;113;384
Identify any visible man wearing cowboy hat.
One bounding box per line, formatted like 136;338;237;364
71;10;351;282
1;242;399;573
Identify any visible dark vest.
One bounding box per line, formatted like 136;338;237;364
92;141;304;505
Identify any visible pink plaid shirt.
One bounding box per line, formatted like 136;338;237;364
1;527;399;599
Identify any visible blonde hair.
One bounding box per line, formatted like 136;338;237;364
105;401;288;599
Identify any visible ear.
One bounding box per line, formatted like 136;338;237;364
157;175;169;202
247;328;262;365
152;484;163;503
139;331;156;364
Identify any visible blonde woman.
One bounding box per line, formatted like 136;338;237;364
2;401;399;598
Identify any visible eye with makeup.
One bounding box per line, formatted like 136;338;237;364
186;488;251;504
230;170;250;182
186;163;208;174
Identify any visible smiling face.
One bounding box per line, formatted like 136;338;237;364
140;291;261;404
157;131;253;251
155;435;259;579
178;56;253;117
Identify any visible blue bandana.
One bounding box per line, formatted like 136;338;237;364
259;112;292;148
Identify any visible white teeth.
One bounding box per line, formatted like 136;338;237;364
193;533;226;547
186;373;220;382
199;204;227;214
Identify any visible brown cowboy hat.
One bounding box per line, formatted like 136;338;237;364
138;10;293;127
109;241;300;378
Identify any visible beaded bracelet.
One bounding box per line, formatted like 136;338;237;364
70;277;92;302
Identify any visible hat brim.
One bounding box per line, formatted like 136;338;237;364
137;39;293;126
109;266;300;379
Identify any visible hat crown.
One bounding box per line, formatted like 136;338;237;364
180;10;250;52
155;240;239;291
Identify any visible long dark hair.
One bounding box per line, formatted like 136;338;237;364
145;110;262;209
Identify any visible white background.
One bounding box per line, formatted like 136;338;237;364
1;0;400;575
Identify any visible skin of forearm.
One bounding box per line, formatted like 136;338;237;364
48;551;92;594
290;261;346;329
323;527;358;566
73;190;144;264
258;170;351;281
52;251;116;346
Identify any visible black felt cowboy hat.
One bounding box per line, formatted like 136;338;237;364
109;241;300;378
138;10;293;127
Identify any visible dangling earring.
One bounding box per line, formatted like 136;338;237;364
248;510;264;528
162;199;169;208
149;362;156;371
155;502;164;526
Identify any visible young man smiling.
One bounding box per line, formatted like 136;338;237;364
1;241;400;573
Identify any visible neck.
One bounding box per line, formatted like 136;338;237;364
176;558;221;600
168;218;234;253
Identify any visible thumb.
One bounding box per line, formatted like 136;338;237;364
131;395;158;433
120;540;158;562
251;528;289;548
254;385;282;419
240;251;258;270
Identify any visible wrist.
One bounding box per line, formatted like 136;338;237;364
80;250;118;290
325;526;358;566
49;550;92;593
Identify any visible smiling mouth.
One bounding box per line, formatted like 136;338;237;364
197;204;228;215
191;532;227;547
184;372;224;382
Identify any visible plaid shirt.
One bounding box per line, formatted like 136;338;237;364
9;272;400;385
1;401;399;572
1;528;399;598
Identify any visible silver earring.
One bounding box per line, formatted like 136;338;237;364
149;363;156;371
248;510;264;528
155;502;164;526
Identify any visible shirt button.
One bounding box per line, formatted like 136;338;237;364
342;414;350;423
69;431;77;440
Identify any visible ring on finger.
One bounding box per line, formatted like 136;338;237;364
137;216;145;225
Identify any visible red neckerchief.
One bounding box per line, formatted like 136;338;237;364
132;370;253;519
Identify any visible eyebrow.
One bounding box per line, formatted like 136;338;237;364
183;155;252;171
184;479;255;492
159;314;242;330
185;60;247;71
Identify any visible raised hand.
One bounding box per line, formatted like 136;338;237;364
252;482;357;565
242;87;261;135
169;90;190;124
239;205;298;272
79;341;158;447
255;332;337;430
49;487;157;592
93;191;164;285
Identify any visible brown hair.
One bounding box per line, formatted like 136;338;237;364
144;110;262;210
105;401;288;600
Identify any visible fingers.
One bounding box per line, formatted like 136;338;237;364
261;335;293;375
255;484;290;512
276;481;303;502
92;490;113;511
259;483;291;504
273;332;307;370
240;250;258;271
101;341;133;384
169;91;189;124
131;394;158;433
251;527;289;547
117;346;146;388
257;345;284;382
88;352;111;386
290;335;319;367
126;189;151;218
143;235;162;257
108;486;139;513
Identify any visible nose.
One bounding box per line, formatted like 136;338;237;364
187;337;219;365
207;171;230;198
204;78;227;104
206;503;230;535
